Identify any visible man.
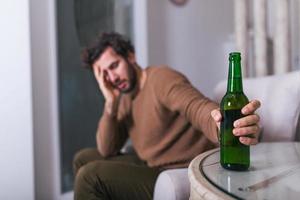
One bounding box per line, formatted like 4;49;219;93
73;32;261;200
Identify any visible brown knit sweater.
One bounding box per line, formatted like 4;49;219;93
98;66;219;169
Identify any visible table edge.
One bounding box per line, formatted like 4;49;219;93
188;148;235;200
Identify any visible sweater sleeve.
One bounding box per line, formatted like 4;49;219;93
96;105;128;157
152;67;219;143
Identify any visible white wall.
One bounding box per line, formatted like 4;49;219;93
147;0;235;98
133;0;149;68
0;1;34;199
30;0;62;199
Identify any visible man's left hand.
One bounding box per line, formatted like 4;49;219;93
211;100;261;145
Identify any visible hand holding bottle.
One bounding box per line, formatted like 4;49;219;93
211;99;261;145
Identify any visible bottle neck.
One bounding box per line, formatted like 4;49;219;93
227;56;243;93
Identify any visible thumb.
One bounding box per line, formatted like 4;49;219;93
211;109;222;123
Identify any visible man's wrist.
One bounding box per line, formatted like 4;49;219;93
105;100;118;117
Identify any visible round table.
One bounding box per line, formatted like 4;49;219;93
188;142;300;200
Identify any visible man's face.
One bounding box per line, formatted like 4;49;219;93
93;47;137;93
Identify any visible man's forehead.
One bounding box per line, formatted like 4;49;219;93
96;47;119;69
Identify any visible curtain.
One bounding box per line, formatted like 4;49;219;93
234;0;293;77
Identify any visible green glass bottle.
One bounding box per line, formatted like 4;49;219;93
220;52;249;171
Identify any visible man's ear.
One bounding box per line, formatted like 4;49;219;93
127;52;136;64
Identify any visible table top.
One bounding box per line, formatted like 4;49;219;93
188;142;300;200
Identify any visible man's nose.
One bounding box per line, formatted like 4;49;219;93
108;72;119;83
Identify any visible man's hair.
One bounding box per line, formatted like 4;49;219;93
81;32;135;70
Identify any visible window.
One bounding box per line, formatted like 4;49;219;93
56;0;133;193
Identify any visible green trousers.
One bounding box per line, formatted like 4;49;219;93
73;148;161;200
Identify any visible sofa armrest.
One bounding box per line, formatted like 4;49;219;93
153;168;189;200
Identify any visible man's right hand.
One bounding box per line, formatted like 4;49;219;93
93;66;120;116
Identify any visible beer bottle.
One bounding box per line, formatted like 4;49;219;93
220;52;249;171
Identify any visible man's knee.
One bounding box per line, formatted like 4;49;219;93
73;148;102;176
74;161;125;197
75;161;98;182
74;161;106;200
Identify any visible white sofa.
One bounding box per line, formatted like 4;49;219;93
152;70;300;200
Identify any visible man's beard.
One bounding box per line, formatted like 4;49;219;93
118;62;137;94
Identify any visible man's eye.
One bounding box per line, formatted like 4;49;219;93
111;62;119;69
